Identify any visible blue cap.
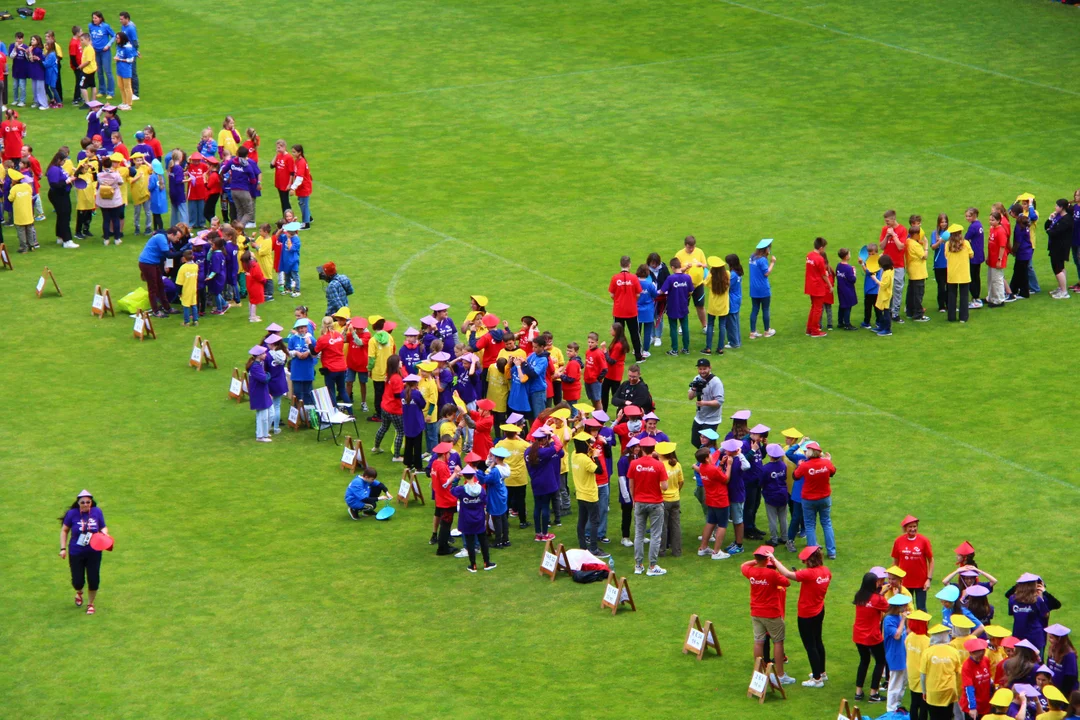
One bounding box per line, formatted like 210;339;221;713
490;447;511;458
935;585;960;602
888;594;911;606
756;238;773;250
699;428;720;441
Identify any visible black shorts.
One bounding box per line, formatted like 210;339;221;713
1050;247;1070;275
79;72;96;90
706;505;729;527
692;283;706;307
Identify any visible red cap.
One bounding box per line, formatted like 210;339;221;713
583;418;602;428
638;436;657;448
955;541;975;555
92;134;103;142
89;533;114;552
804;441;821;451
384;320;397;333
964;638;988;653
477;399;495;411
464;452;483;464
798;545;820;561
322;262;336;276
432;442;453;455
900;515;919;528
1001;637;1019;649
752;545;775;557
349;317;368;330
622;405;643;417
482;313;499;328
206;157;220;165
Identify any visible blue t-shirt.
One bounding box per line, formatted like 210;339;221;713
114;44;136;79
507;362;530;413
748;256;771;298
659;272;692;319
524;352;548;395
931;230;949;269
89;22;116;51
636;277;657;323
287;334;316;382
966;220;985;265
120;21;139;47
882;615;907;669
863;265;881;295
728;272;742;314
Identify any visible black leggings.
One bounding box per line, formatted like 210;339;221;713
934;267;948;310
969;262;982;300
621;502;633;539
909;690;928;720
863;293;879;325
371;381;385;419
69;551;102;591
464;532;490;567
601;377;620;413
855;642;885;690
925;703;952;720
403;433;424;470
205;194;220;224
374;412;404;455
1011;258;1031;298
798;610;827;679
491;512;509;544
577;499;599;551
76;209;94;236
615;315;642;360
507;485;528;523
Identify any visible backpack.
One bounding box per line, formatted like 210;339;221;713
99;184;114;199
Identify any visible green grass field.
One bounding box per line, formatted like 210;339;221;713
4;0;1080;717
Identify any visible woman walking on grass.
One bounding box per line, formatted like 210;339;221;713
59;489;111;616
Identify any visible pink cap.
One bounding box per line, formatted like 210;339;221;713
731;410;751;420
264;334;282;345
429;302;450;312
750;423;770;434
265;323;284;332
720;438;742;453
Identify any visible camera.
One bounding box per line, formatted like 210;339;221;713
317;267;329;283
689;375;708;399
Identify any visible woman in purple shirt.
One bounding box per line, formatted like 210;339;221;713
1007;573;1062;655
46;148;75;247
27;36;47;109
60;489;110;615
525;427;564;542
247;345;273;442
452;471;495;572
401;375;426;472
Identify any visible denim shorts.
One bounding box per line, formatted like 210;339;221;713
729;502;744;525
586;382;601;401
706;505;729;527
345;369;368;383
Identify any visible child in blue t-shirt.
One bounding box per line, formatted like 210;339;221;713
724;254;743;348
882;597;908;712
280;224;301;297
858;243;882;329
748;242;776;338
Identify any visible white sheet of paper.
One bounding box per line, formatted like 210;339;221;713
603;583;619;605
164;258;173;271
92;294;104;310
398;479;411;498
242;380;248;392
36;276;45;292
1;247;8;262
687;628;705;650
103;293;111;309
288;406;299;423
411;480;420;495
541;552;558;572
190;347;203;363
707;630;715;645
230;378;242;395
134;317;145;333
619;588;629;603
341;447;356;465
838;714;848;720
749;671;768;694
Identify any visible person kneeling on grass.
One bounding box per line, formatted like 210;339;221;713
344;467;390;520
452;468;496;573
741;545;796;686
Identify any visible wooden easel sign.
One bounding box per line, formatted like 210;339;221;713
201;338;217;369
409;476;425;505
340;436;360;471
600;572;636;615
747;658;786;703
683;614;722;660
190;336;206;369
353;437;368;469
396;470;424;507
538;539;571;581
0;242;12;270
91;285;115;318
133;310;156;340
838;699;853;720
36;266;61;297
229;368;244;401
287;396;306;428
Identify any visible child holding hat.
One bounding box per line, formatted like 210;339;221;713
495;424;530;529
769;546;831;687
452;469;495;572
1008;573;1062;656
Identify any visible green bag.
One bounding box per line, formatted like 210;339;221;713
115;287;151;313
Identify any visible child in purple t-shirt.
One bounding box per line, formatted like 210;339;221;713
452;471;496;572
658;257;693;355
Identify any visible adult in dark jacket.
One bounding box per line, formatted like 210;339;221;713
321;261;353;317
611;364;654;413
1045;198;1075;298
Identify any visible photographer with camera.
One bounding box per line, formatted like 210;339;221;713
319;261;353;318
688;358;724;447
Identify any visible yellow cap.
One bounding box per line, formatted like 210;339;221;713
707;255;725;268
983;624;1010;639
1016;192;1035;202
928;624;950;635
907;610;931;622
470;294;489;307
886;565;907;578
333;307;351;320
109;152;125;163
551;408;571;420
499;423;520;433
655;441;677;455
950;614;975;629
1044;685;1067;704
367;314;384;327
573;403;594;415
417;361;437;372
130;151;145;159
6;168;22;181
572;432;592;442
990;688;1013;707
946;223;964;233
781;427;802;439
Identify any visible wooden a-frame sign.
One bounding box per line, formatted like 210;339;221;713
228;368;245;401
36;266;62;297
91;285;115;318
133;310;156;340
837;699;854;720
287;395;307;429
538;539;572;582
189;337;217;370
0;242;12;270
395;469;425;507
600;572;636;615
340;436;362;471
747;658;786;703
682;613;722;660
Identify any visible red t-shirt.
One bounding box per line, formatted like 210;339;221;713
242;140;259;165
273;152;295;192
852;594;889;645
879;224;908;268
186;163;209;201
987;225;1010;269
206;171;222;195
584;348;607;384
627;456;666;504
381;373;404;415
68;37;81;70
741;563;790;619
793;458;835;501
314;331;347;372
611;422;631;451
1;121;25;161
292;157;312;197
469;411;494;458
700;462;729;508
960;657;993;715
148;139;164;162
804;250;830;296
475;333;504;369
345;329;371;372
608;271;642;319
431;459;455;508
890;533;933;590
606;341;626;383
794;566;832;618
272;233;283;272
561;358;581;401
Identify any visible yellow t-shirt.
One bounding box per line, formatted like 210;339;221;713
7;183;33;226
919;644;961;707
485;357;509;412
905;633;929;692
81;45;97;75
945;241;974;284
217;129;239;157
496;437;530;487
675;247;707;287
875;268;894;310
906;229;929;281
550;422;571;474
882;584;913;612
706;284;729;317
176;262;199;306
367;336;396;381
548;345;565;380
662;461;683;502
253;235;274;279
572;453;599;503
1037;711;1067;720
986;645;1007;681
438;418;462;455
129;164;151;205
419;377;439;423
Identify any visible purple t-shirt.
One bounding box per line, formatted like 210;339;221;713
525;444;563;495
659;272;693;319
247;361;272;411
455;364;478;404
402;389;426;437
63;507;107;555
266;354;288;398
1048;652;1078;695
1009;594;1050;650
966;220;985;265
836;262;858;308
398;343;425;376
169;164;186;205
1013;225;1034;262
227;159;260;193
452;485;488;535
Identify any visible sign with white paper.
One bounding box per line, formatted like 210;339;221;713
749;672;768;694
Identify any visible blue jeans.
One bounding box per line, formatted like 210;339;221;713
668;315;689;351
187;199;206;227
640;320;654;349
14;77;26;104
270;395;282;430
292;380;314;408
255;408;269;438
183;305;198;323
95;49;114;95
787;500;804;540
284;270;300;292
425;421;440;453
705;313;727;352
533;491;555;535
298;195;311;223
725;311;741;348
170;202;189;227
1028;264;1040;293
214;293;227;312
802;496;836;556
528;390;546;420
750;296;771;332
596;483;611;540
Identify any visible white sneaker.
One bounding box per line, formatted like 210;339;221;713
697;548;711;556
652;337;661;347
749;331;762;339
103;239;110;246
802;678;824;688
454;549;469;558
763;328;776;337
244;222;256;229
634;564;644;575
643;537;650;543
646;564;667;576
132;95;140;101
56;238;63;245
114;238;122;246
776;674;796;685
641;351;651;358
620;538;633;547
450;528;462;537
1053;291;1070;300
711;551;730;560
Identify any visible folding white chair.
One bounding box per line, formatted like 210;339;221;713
312;386;358;444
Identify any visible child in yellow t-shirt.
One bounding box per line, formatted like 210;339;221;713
658;443;684;557
904;217;930;321
571;434;606;556
872;255;895;336
253;223;275;302
176;249;200;326
7;170;37;252
128;154;152;234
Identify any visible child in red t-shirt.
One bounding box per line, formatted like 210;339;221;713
696;448;731;558
560;341;582;403
985;210;1011;307
583;332;608;410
